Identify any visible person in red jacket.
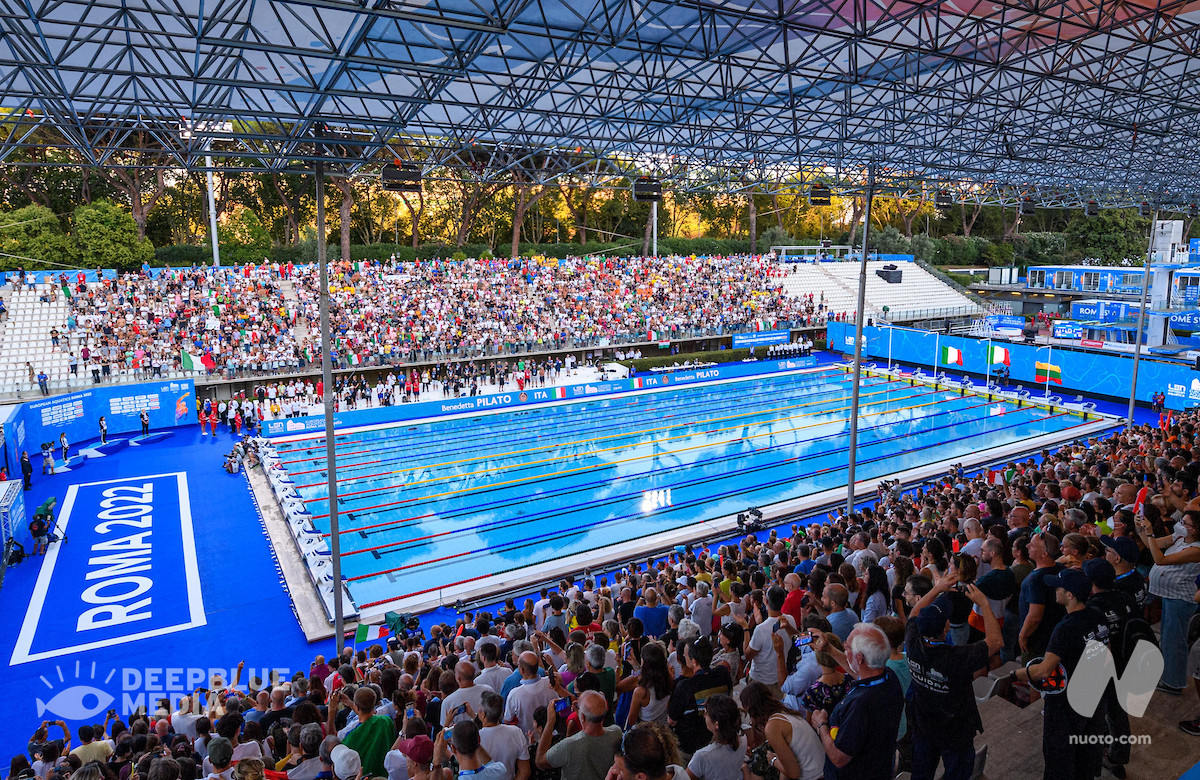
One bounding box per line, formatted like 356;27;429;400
199;409;209;436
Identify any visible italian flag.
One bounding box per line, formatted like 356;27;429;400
181;349;204;371
555;387;567;399
349;353;361;366
987;345;1010;366
941;346;963;365
1035;361;1063;384
632;377;644;389
354;622;388;643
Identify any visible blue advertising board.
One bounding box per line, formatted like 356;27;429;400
732;330;790;348
10;472;204;663
827;321;1200;410
986;315;1025;330
263;357;817;437
1052;321;1084;339
14;380;197;455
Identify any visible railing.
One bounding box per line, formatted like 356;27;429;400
910;257;992;309
0;318;835;400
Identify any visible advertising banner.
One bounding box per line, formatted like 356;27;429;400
16;380;196;454
732;330;791;348
986;315;1026;331
827;321;1200;410
1053;321;1084;339
264;357;817;437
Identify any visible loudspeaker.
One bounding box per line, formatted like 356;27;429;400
1021;198;1036;215
1139;202;1153;218
1085;201;1099;216
1194;355;1199;371
935;191;953;207
381;162;421;192
809;184;832;206
1190;203;1199;219
632;177;663;202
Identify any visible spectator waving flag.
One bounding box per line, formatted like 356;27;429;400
354;622;388;643
181;349;205;371
1035;361;1063;384
987;345;1010;365
941;346;963;365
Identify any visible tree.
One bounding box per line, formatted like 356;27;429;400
1065;208;1150;265
73;199;154;271
0;204;73;268
216;205;272;265
330;175;355;262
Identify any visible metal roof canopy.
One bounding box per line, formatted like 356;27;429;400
3;0;1200;202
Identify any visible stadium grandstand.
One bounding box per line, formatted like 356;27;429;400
0;0;1199;778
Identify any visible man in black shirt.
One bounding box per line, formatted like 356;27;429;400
1102;535;1148;608
1083;558;1137;778
667;637;732;755
1018;532;1064;662
906;580;1004;780
811;624;904;780
1012;567;1106;780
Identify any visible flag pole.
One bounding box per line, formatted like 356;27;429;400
985;338;991;389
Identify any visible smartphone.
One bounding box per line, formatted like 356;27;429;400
794;634;814;650
107;709;117;718
553;697;571;717
405;704;415;720
452;704;468;719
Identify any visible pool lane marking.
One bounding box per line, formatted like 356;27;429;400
337;395;1016;554
279;368;854;465
307;385;944;512
293;377;906;486
352;411;1093;602
284;371;872;473
312;385;953;524
274;366;847;453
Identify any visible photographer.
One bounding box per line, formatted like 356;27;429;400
905;576;1003;780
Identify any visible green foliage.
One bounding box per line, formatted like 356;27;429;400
1064;208;1150;265
758;225;795;248
618;347;755;371
73;199;154;271
154;244;208;266
214;206;272;265
869;226;910;254
0;204;72;268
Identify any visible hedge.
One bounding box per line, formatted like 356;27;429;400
617;347;758;371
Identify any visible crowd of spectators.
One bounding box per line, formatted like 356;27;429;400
18;413;1200;780
289;256;823;367
37;265;301;382
14;255;840;395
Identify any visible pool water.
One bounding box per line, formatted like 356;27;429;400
270;367;1089;607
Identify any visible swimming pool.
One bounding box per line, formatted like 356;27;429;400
267;366;1099;612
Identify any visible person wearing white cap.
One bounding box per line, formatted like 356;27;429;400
331;745;362;780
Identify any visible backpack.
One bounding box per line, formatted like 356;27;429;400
1113;616;1159;674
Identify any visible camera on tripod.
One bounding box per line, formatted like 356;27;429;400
736;507;765;533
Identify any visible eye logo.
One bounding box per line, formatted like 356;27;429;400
37;663;116;721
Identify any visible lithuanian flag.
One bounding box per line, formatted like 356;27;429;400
987;345;1010;366
941;346;963;365
1035;361;1063;384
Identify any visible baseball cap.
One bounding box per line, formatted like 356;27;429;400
1046;568;1092;601
331;745;361;780
1062;485;1082;502
914;594;954;637
396;736;434;765
1082;558;1116;589
1101;535;1139;564
207;736;233;768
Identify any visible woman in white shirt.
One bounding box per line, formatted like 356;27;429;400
686;694;746;780
739;681;824;780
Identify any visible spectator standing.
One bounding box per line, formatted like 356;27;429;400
810;624;904;780
906;579;1002;780
1137;509;1200;695
535;690;620;780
